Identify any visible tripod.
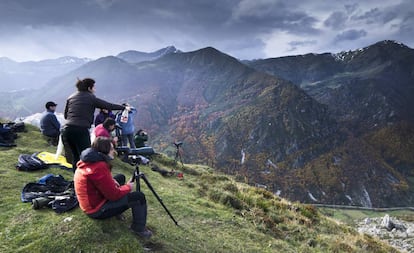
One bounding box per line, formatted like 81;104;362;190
174;141;184;168
130;159;179;226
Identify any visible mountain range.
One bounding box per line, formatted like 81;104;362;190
1;41;413;208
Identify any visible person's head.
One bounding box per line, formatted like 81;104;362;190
137;129;147;136
45;101;57;111
103;117;116;131
100;108;109;114
76;78;95;93
92;136;115;158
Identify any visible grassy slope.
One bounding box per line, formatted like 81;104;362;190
0;124;399;252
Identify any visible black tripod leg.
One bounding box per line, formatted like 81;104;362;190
175;147;184;167
140;173;179;226
179;152;183;166
174;150;179;165
133;166;141;192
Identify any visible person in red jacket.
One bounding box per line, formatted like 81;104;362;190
74;136;152;238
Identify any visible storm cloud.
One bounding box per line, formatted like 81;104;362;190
0;0;413;61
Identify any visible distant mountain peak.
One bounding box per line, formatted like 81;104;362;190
116;46;181;63
191;46;236;59
36;56;92;65
333;39;410;62
375;39;408;47
160;45;179;54
180;46;243;67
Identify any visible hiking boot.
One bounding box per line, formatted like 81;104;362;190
131;227;153;239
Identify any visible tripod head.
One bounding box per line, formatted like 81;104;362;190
173;141;183;148
116;146;155;165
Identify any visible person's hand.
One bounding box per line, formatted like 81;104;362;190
128;181;135;191
128;176;135;189
125;106;132;111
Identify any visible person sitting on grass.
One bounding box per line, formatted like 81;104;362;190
134;129;148;148
93;117;118;146
74;136;152;238
40;101;60;146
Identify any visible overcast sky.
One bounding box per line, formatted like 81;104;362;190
0;0;413;62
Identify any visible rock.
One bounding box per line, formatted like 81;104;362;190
356;215;414;253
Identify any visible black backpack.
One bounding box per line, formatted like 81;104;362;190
8;122;26;132
21;174;78;213
0;124;17;146
16;153;49;171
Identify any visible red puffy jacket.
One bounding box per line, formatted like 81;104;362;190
74;148;131;214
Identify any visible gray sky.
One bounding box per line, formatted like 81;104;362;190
0;0;413;62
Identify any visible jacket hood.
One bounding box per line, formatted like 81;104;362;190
80;148;111;163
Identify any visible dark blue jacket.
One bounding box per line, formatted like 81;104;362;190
94;111;115;127
40;110;60;137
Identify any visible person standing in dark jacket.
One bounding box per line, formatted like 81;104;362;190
40;101;60;146
62;78;130;171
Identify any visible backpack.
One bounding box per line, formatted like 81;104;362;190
0;124;17;146
16;153;49;171
4;121;26;132
21;174;78;213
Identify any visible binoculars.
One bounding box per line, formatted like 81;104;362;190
32;197;52;210
115;146;155;165
115;146;154;156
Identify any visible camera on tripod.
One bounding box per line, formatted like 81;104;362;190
116;146;155;165
174;141;183;148
123;146;179;226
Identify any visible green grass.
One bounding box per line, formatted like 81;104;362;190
0;124;400;252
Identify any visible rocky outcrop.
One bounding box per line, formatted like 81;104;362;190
356;215;414;253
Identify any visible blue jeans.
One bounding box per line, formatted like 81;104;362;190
121;134;136;148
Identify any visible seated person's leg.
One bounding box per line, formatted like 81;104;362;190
43;134;58;146
88;195;129;219
51;135;59;146
128;192;149;234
